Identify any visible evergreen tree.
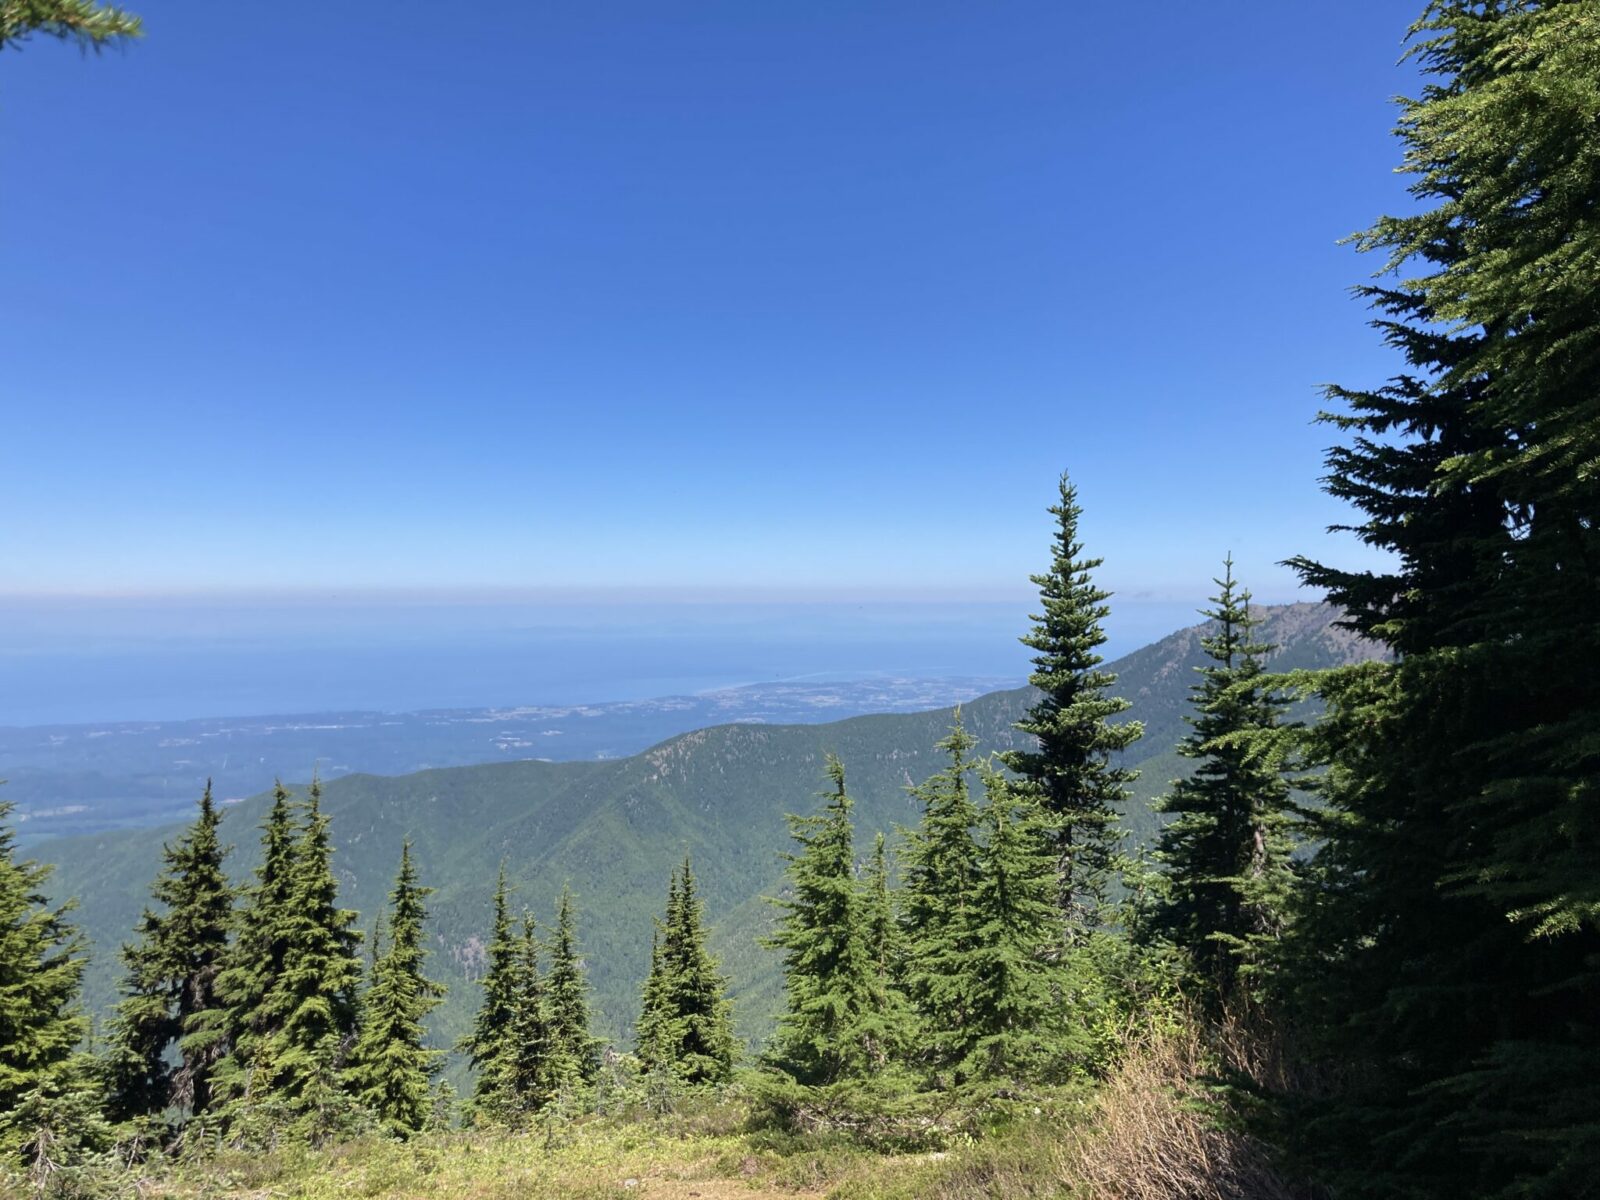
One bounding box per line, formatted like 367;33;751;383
1148;562;1296;1001
544;886;599;1087
634;886;676;1073
349;843;445;1137
500;914;556;1117
460;882;574;1124
0;0;141;51
637;859;735;1084
461;864;520;1114
213;781;298;1110
104;784;234;1124
0;802;88;1149
859;833;913;1068
426;1078;456;1133
295;1032;365;1147
900;717;982;1070
861;834;900;983
103;930;171;1125
255;779;363;1118
767;756;891;1084
1003;473;1142;933
953;768;1073;1084
669;859;737;1084
1280;4;1600;1194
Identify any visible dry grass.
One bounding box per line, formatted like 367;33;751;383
1058;1015;1305;1200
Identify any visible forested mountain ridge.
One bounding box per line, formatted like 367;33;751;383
1114;600;1383;759
0;676;1018;843
40;601;1372;1061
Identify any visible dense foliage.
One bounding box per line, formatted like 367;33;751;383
1146;562;1296;1004
1275;3;1600;1195
458;865;519;1113
898;718;981;1072
765;756;899;1086
255;780;364;1130
544;886;601;1089
102;786;232;1128
459;878;604;1127
348;843;444;1137
635;858;737;1085
0;803;89;1158
210;783;298;1127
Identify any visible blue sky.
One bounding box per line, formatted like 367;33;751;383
4;1;1413;603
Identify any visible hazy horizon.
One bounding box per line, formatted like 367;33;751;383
0;592;1236;727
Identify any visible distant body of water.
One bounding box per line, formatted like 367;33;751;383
0;596;1200;726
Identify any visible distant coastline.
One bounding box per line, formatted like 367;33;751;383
0;596;1203;726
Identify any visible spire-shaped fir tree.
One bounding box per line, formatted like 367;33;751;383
349;843;445;1137
0;802;89;1152
104;784;234;1125
1149;561;1295;1001
461;863;520;1117
767;756;897;1084
635;879;677;1073
213;781;299;1111
636;859;736;1084
544;886;599;1088
954;767;1077;1084
1004;473;1142;934
900;717;982;1070
499;914;557;1119
859;832;913;1067
667;859;737;1084
256;778;363;1119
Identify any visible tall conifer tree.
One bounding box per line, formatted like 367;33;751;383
0;802;88;1147
1281;4;1600;1193
954;768;1074;1083
213;782;298;1111
497;914;562;1118
1148;563;1295;1001
900;717;982;1070
670;859;737;1083
104;784;234;1124
767;756;891;1084
257;779;363;1115
462;864;520;1114
544;886;599;1087
1004;473;1142;933
349;843;445;1136
636;859;735;1084
635;878;677;1073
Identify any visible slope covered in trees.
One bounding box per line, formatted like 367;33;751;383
39;603;1374;1058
